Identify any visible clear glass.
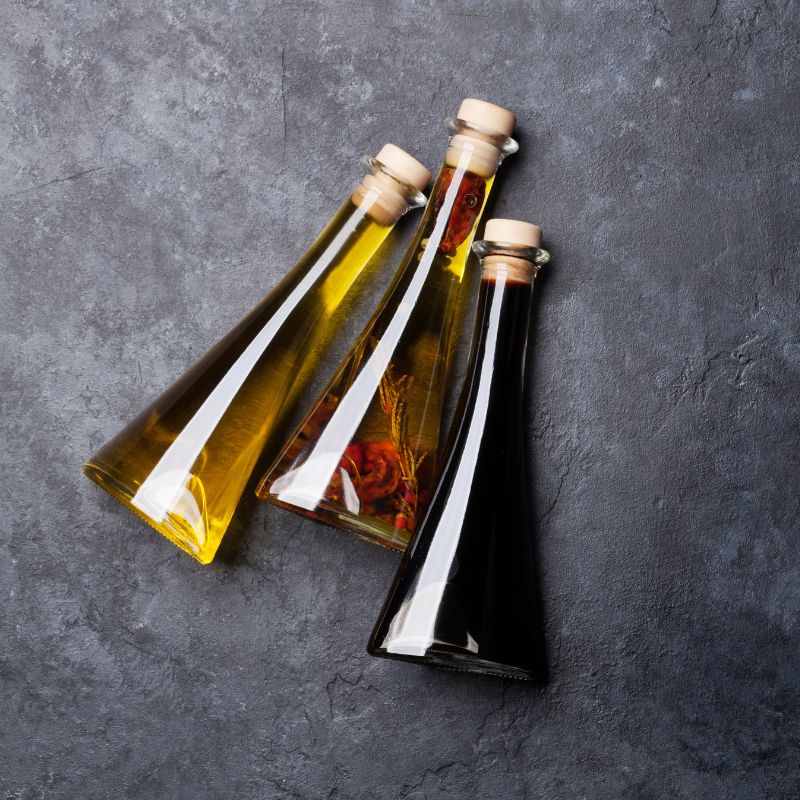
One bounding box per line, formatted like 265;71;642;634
368;241;550;679
83;159;426;564
257;119;518;551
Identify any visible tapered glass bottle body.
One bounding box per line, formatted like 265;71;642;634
257;122;517;551
84;166;423;564
369;250;548;679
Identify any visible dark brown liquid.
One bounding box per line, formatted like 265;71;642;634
369;275;545;679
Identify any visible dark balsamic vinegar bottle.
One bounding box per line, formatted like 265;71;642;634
368;219;550;679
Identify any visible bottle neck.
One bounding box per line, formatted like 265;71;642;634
472;252;546;378
445;117;519;178
476;271;535;384
472;241;550;286
397;118;517;276
481;255;541;286
350;158;427;227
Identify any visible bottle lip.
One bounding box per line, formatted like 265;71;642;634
361;155;428;208
444;117;519;157
472;239;550;265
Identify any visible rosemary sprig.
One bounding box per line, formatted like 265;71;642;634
379;365;427;525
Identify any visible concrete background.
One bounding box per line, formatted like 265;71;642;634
2;1;799;797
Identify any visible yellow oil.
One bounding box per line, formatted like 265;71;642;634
259;162;496;550
84;199;393;563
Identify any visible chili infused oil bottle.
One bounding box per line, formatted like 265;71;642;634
257;99;519;552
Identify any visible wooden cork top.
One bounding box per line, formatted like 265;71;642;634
352;144;429;226
374;144;431;191
457;99;516;137
478;218;546;284
484;218;542;248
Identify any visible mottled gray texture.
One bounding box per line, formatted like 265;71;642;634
1;0;799;797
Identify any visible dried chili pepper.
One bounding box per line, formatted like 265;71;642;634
433;167;486;255
359;441;402;502
284;394;339;462
330;439;401;506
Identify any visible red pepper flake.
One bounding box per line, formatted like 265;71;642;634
433;168;486;255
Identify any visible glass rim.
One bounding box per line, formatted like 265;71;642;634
472;239;550;265
361;155;428;208
444;117;519;156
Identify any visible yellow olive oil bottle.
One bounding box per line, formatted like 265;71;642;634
84;145;430;564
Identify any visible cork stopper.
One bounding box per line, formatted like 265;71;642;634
352;144;429;226
446;99;517;178
457;99;516;137
375;144;431;192
484;218;542;248
478;218;546;284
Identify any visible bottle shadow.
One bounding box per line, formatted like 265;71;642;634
518;238;557;686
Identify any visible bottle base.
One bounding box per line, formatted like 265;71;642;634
368;644;543;681
262;492;412;552
82;460;216;564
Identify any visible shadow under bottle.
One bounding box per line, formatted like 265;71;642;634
369;226;550;679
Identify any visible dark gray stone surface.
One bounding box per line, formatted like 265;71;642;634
2;0;799;797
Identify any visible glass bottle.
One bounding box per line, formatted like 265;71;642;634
368;219;550;680
83;145;430;564
257;99;518;552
